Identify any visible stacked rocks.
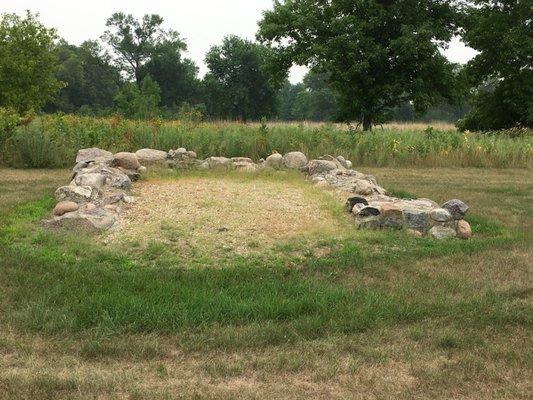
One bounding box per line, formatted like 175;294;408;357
346;196;471;239
45;147;472;239
44;148;141;231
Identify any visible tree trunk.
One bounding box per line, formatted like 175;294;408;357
362;114;373;131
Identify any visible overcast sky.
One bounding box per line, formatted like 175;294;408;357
3;0;477;83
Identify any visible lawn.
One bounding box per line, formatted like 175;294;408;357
0;166;531;399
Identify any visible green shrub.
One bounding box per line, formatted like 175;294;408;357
8;120;60;168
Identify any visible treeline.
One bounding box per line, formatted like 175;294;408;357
1;1;531;130
41;25;466;123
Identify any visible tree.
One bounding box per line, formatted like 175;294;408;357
140;40;202;109
258;0;463;130
203;35;281;121
0;11;63;112
292;71;338;121
102;12;185;84
278;81;304;120
114;75;161;119
46;40;121;114
458;0;532;131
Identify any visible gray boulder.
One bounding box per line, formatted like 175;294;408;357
73;173;107;189
336;156;353;169
282;151;308;169
55;186;97;203
430;208;452;222
442;199;469;220
404;209;431;233
45;208;118;231
353;179;373;195
206;156;234;169
264;153;283;169
135;149;168;165
307;159;338;175
76;148;113;163
429;226;456;239
102;168;132;190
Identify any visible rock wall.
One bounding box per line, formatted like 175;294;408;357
44;147;471;239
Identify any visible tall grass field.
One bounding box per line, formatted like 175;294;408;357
1;114;531;168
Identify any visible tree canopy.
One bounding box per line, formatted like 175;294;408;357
258;0;464;130
140;40;202;109
47;41;121;114
0;11;63;113
458;0;532;131
102;12;186;84
203;35;281;121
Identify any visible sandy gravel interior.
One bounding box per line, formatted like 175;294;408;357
106;176;347;256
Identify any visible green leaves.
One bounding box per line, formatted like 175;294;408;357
459;0;533;130
258;0;463;129
204;35;281;121
0;11;63;113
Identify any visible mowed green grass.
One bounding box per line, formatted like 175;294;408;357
0;167;531;399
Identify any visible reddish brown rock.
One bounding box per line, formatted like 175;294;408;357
457;220;472;239
53;201;79;216
114;152;141;170
379;203;403;216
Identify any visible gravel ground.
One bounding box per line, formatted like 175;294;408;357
106;176;348;256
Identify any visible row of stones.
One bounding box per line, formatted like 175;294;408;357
345;196;472;239
46;147;471;239
45;148;145;231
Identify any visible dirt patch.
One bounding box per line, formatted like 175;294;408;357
106;176;349;256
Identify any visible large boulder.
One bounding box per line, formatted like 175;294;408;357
404;209;431;233
232;158;257;172
442;199;469;220
429;226;456;239
55;186;97;203
102;168;132;190
430;208;452;222
168;148;197;161
264;153;283;169
114;152;140;170
76;148;113;163
45;208;118;231
135;149;168;165
53;201;79;216
307;159;338;175
73;164;132;190
204;157;234;169
282;151;308;169
353;179;373;196
336;156;353;169
73;173;107;189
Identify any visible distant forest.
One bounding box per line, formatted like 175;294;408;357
1;1;530;130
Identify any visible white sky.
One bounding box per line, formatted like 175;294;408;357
2;0;477;83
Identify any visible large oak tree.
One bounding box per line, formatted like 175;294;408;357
258;0;464;130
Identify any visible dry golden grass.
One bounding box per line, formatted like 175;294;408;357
218;120;457;132
106;174;351;258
